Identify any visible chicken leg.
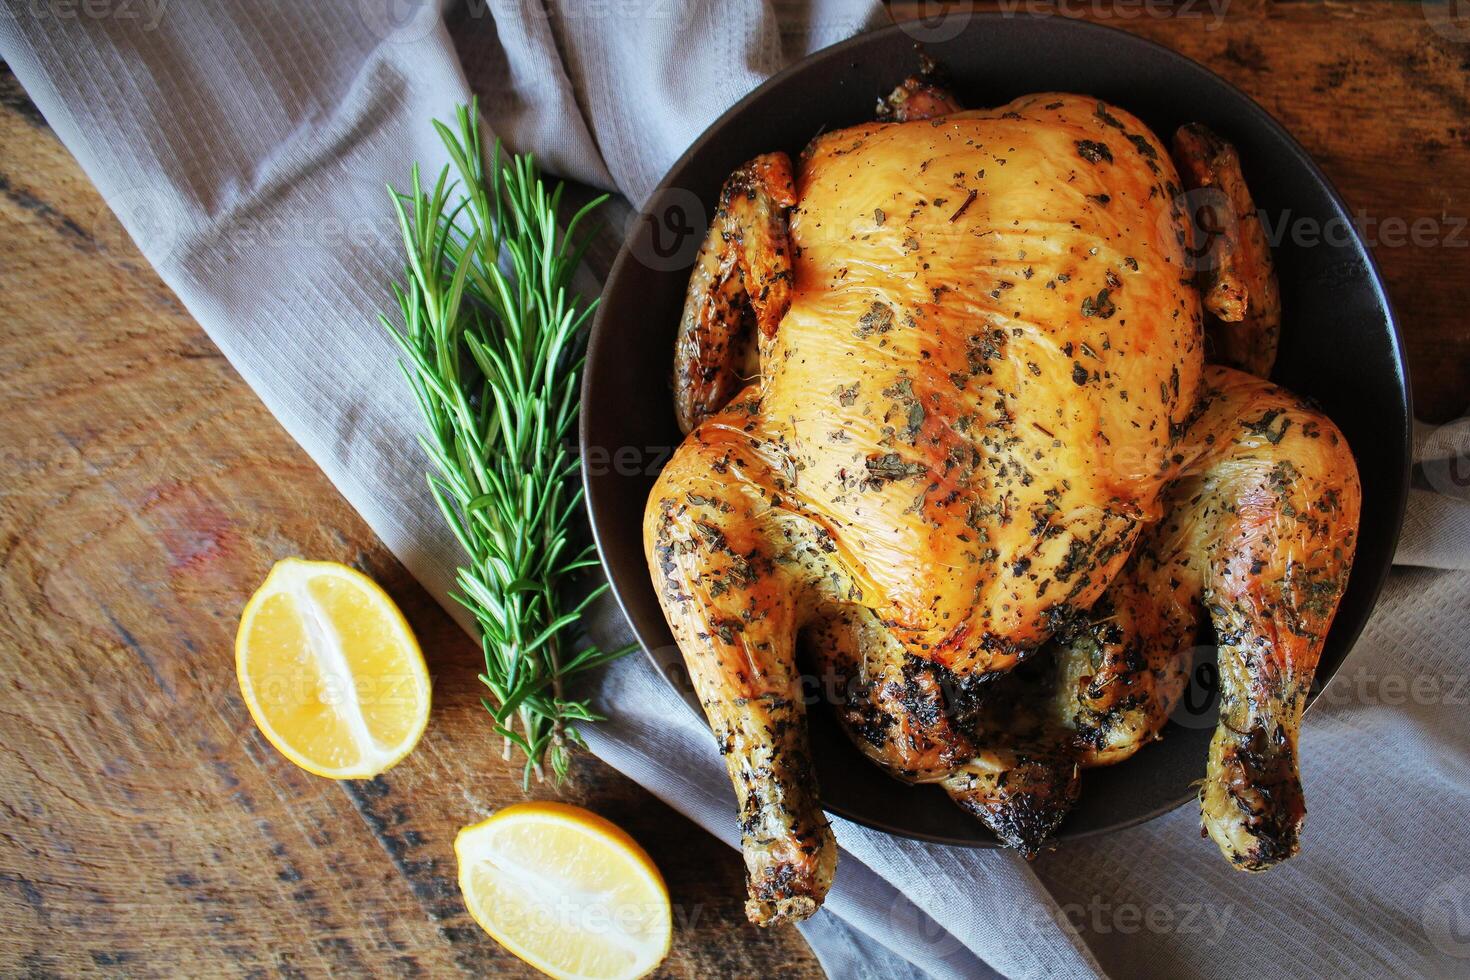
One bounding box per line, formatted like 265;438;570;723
1051;365;1360;867
645;390;836;925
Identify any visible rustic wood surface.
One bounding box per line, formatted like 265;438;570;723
0;63;815;980
1;2;1466;976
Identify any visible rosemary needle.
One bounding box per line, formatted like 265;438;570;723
382;100;634;786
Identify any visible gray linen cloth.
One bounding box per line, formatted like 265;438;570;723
4;2;1466;976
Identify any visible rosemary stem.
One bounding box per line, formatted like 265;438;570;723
384;100;635;783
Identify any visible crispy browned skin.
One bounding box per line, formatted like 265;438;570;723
1187;368;1359;869
673;153;797;435
1050;524;1201;768
803;612;1079;855
1172;123;1282;377
802;609;969;783
646;389;836;926
939;658;1081;855
649;83;1361;917
777;95;1201;675
1052;365;1360;867
648;92;1204;920
876;72;965;122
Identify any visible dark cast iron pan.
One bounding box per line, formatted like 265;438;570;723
581;15;1410;847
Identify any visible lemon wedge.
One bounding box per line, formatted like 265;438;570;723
235;558;430;779
455;802;672;980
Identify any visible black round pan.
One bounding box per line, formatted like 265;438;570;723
581;15;1410;846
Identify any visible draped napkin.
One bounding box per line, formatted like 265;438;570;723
4;2;1467;976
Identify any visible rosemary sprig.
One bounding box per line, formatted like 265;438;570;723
382;101;634;785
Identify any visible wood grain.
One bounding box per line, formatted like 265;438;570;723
0;66;818;979
1;3;1467;976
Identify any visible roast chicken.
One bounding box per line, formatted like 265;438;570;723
643;71;1360;925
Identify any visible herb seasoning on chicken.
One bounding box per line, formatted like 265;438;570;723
644;74;1360;925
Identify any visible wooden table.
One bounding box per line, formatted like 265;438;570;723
1;2;1465;975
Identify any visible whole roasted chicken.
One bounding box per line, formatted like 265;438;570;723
643;72;1360;925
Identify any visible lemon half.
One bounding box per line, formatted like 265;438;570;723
235;558;430;778
456;802;672;980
